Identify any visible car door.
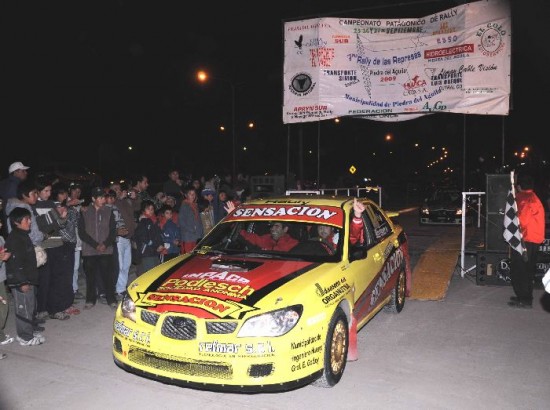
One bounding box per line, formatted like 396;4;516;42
344;201;391;322
363;204;399;308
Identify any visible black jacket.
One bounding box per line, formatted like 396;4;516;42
134;216;164;258
5;227;39;287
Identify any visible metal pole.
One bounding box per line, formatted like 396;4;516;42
317;121;321;187
299;125;304;184
501;116;505;168
231;83;236;182
461;192;467;278
286;125;290;185
462;115;466;192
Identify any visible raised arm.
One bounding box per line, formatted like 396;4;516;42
350;198;365;246
353;197;365;218
224;201;236;215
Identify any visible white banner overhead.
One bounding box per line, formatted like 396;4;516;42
283;0;511;123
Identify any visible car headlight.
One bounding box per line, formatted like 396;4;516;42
121;294;137;322
455;208;463;216
421;207;430;215
237;305;303;337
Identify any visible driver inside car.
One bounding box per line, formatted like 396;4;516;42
239;221;299;252
311;196;364;255
311;225;339;254
224;201;299;251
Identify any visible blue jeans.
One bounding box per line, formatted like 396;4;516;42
73;248;81;293
115;237;132;294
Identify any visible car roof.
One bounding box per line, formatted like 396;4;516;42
241;195;383;218
243;195;375;209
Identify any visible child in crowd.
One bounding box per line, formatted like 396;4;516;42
5;207;45;346
157;205;181;262
1;218;14;357
134;200;165;276
199;188;216;235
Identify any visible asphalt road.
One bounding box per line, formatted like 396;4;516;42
1;209;549;409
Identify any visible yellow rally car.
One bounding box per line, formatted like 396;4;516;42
112;195;411;392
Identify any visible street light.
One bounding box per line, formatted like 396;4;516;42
197;70;236;180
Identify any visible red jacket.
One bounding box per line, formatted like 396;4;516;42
350;217;365;245
516;189;545;244
239;230;299;251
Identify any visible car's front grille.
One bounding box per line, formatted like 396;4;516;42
128;347;232;379
206;321;238;334
141;310;160;326
140;309;238;338
161;316;197;340
432;209;453;217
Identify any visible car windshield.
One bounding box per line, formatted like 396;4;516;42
195;220;343;262
430;190;460;202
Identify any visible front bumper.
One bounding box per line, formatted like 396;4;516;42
112;309;326;392
420;210;471;225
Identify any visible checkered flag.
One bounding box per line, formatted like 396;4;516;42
502;186;526;256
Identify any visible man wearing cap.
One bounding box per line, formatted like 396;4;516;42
0;162;30;235
0;162;30;204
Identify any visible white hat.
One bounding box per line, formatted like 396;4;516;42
8;161;30;174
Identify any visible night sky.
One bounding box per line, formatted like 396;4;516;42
3;0;548;188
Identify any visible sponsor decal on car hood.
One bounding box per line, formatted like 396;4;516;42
134;255;318;318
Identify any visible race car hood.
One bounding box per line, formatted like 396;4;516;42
130;254;320;318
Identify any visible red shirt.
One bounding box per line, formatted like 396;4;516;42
239;230;299;251
516;189;545;244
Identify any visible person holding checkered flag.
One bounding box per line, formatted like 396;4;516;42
504;172;545;309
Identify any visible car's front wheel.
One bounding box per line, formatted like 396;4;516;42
384;267;406;313
313;307;348;387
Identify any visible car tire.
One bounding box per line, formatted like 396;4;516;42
312;307;348;388
384;267;406;313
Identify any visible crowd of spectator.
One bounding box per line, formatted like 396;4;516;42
0;161;252;355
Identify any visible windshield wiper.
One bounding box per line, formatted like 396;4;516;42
229;252;284;259
195;248;226;256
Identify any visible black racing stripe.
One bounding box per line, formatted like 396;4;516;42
146;257;190;292
241;262;320;306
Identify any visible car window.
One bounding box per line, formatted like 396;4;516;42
365;204;392;242
197;220;342;261
431;189;460;202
